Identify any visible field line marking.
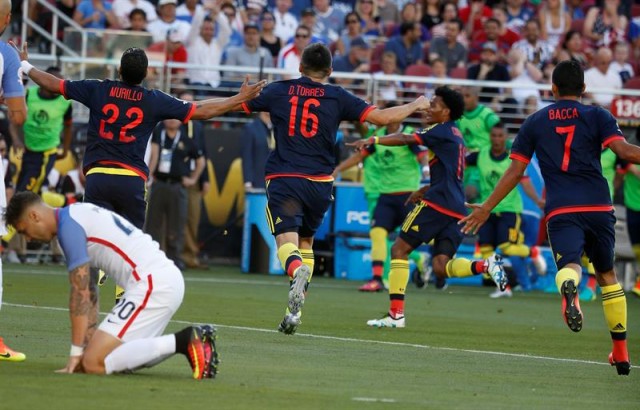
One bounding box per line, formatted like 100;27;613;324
4;302;629;369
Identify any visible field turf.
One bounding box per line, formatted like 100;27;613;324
0;264;638;409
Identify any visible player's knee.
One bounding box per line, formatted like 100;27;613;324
390;241;410;259
431;255;449;278
82;355;106;375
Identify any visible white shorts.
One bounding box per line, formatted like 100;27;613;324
99;267;185;342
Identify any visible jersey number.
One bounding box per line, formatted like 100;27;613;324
288;96;319;138
99;104;144;143
555;125;575;172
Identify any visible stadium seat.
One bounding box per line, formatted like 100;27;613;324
404;64;432;93
449;67;467;79
624;76;640;89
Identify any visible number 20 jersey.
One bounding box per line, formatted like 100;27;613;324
510;99;625;219
242;77;374;179
60;79;196;178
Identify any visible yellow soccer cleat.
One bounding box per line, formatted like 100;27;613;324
0;337;26;362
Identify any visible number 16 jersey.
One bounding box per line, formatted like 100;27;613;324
510;99;625;220
242;76;375;180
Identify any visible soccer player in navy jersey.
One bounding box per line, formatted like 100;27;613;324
349;86;507;329
461;60;640;376
241;42;430;334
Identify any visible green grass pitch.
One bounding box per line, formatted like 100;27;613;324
0;264;638;409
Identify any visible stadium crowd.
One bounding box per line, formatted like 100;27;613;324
2;0;639;297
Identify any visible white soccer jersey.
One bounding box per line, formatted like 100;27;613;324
57;203;177;290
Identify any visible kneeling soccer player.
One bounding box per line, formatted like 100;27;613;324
5;191;218;379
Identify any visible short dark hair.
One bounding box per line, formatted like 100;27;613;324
129;8;147;20
120;47;148;85
491;121;506;131
5;191;42;229
552;59;584;97
300;43;332;77
448;18;463;31
485;17;501;27
399;21;415;36
435;86;464;121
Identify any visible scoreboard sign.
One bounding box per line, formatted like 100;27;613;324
611;96;640;126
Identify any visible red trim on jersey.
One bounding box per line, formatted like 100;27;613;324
265;173;334;181
59;80;67;99
545;205;614;222
182;102;196;124
603;135;625;147
412;133;422;145
416;150;428;160
241;102;251;114
359;105;376;123
422;200;466;220
617;163;633;174
361;149;372;158
521;175;530;181
429;157;439;166
93;160;147;181
509;152;530;164
281;45;300;60
387;191;412;195
87;236;141;281
118;274;153;339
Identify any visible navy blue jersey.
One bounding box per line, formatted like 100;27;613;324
61;79;196;178
242;76;374;179
511;99;625;219
413;122;466;219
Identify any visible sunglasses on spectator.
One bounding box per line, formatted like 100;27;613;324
295;33;309;38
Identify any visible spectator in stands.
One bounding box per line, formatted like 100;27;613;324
243;0;268;24
376;0;399;25
583;0;627;49
490;5;521;46
147;0;191;43
332;36;371;86
431;2;468;47
336;11;364;56
355;0;381;37
73;0;118;29
372;51;402;102
512;19;555;70
176;0;203;24
384;21;423;73
165;28;188;80
224;22;274;84
424;57;448;98
296;8;328;44
112;0;157;29
391;2;430;42
555;30;588;68
418;0;442;31
505;0;535;35
566;0;585;20
128;8;148;32
259;10;282;62
146;118;205;270
106;9;152;58
312;0;345;43
467;41;511;102
429;18;467;74
277;25;312;79
538;0;571;49
241;111;273;190
506;47;543;109
460;0;492;35
221;2;244;48
584;46;623;108
187;12;232;94
610;41;635;84
469;17;513;63
273;0;298;42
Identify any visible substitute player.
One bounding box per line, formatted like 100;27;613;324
349;86;507;328
241;43;429;334
5;191;218;379
0;0;27;362
461;60;640;376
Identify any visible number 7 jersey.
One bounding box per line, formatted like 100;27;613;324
242;76;375;179
60;79;196;179
510;99;625;220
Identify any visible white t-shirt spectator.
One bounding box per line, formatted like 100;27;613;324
277;43;301;79
112;0;158;29
176;3;203;24
584;66;623;108
186;13;232;87
147;17;192;43
274;10;298;43
609;61;635;84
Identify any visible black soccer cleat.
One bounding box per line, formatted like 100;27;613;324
561;280;583;333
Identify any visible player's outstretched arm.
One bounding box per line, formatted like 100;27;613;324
346;133;415;150
191;76;267;120
10;41;63;95
332;150;365;178
364;96;430;126
459;160;528;235
609;139;640;164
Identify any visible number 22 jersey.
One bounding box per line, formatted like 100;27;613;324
242;76;375;180
510;99;625;220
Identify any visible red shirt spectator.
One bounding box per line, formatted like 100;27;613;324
459;0;492;33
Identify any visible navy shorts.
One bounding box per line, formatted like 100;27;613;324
627;208;640;245
371;193;413;231
547;211;616;273
478;212;523;248
265;177;333;237
16;148;57;193
84;172;147;229
399;202;464;258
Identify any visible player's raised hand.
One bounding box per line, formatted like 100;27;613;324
9;40;29;61
458;202;490;235
413;95;430;111
238;75;267;101
345;138;371;150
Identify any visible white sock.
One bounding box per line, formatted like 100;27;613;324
104;334;176;374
